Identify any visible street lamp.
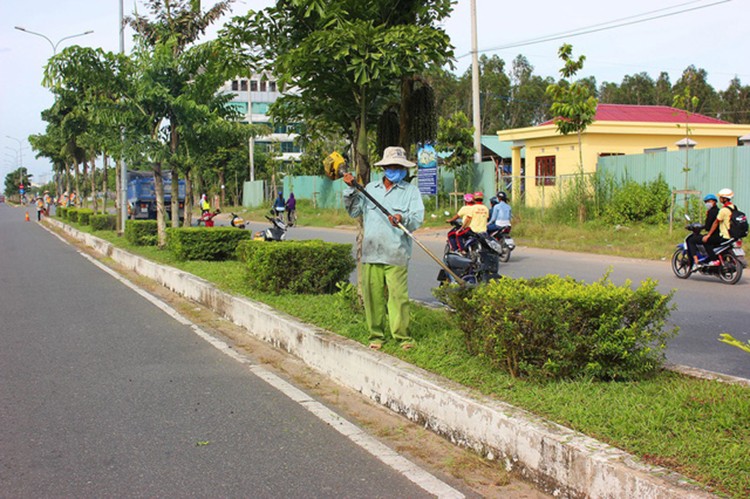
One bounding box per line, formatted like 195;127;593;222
14;26;94;55
6;136;25;168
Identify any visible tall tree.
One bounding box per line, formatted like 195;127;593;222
719;77;750;123
545;44;598;222
672;65;718;116
225;0;453;186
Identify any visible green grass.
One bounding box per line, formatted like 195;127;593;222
62;219;750;498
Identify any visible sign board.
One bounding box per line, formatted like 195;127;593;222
417;144;438;196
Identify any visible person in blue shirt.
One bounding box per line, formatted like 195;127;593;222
273;191;285;215
343;146;425;351
487;191;512;232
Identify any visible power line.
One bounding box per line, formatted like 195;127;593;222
458;0;732;59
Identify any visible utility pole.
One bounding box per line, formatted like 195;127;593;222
119;0;128;234
470;0;482;166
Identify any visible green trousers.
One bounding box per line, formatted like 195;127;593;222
362;263;412;344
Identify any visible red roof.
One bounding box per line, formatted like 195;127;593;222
540;103;729;126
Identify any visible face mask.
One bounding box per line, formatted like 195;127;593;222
705;202;713;209
384;168;407;183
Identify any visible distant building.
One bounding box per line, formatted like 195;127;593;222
498;104;750;207
219;73;302;163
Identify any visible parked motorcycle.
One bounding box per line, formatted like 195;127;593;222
671;217;744;284
230;212;247;229
487;225;515;263
196;209;221;227
438;218;502;285
253;212;288;241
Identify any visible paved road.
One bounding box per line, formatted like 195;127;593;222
246;219;750;380
0;205;463;498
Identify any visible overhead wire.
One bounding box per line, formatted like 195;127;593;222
457;0;732;58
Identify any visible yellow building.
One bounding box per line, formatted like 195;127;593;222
498;104;750;207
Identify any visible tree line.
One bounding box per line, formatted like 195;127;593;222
428;54;750;135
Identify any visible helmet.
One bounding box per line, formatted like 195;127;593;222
496;191;508;201
490;196;499;206
703;194;718;202
473;191;484;200
463;193;474;203
718;188;734;199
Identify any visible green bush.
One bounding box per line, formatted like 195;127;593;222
67;208;80;223
237;239;355;294
57;206;68;220
602;176;671;224
91;214;117;231
167;227;252;261
434;275;677;381
77;209;95;225
125;220;158;246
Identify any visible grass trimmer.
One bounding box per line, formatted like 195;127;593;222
323;152;466;285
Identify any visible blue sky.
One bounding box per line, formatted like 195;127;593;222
1;0;747;183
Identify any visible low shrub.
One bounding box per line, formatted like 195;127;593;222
67;208;80;223
237;239;355;294
125;220;158;246
434;275;677;381
77;209;95;225
57;206;68;220
91;214;117;231
167;227;252;261
602;176;671;225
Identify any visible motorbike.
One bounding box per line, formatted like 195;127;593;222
196;209;221;227
671;217;744;284
438;218;503;285
487;225;515;263
253;211;288;241
230;212;248;229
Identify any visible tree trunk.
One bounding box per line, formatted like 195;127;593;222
115;158;122;229
171;167;179;228
184;169;193;227
74;161;81;207
89;155;98;213
153;163;168;248
398;77;413;151
101;154;108;214
219;168;226;207
577;131;586;223
65;162;71;195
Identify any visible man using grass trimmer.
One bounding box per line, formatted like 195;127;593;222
341;146;424;351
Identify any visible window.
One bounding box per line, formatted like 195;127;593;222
250;80;258;91
251;102;270;114
535;156;556;186
260;80;267;92
269;81;277;92
231;80;239;91
598;152;624;157
644;147;667;154
273;122;287;134
281;141;301;153
240;79;248;91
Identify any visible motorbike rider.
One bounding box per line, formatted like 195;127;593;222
273;191;286;216
200;193;210;215
446;193;474;251
487;191;512;233
446;191;489;252
702;188;736;265
687;194;719;271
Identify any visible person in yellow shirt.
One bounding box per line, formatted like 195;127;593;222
702;187;735;266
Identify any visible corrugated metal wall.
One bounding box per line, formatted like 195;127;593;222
598;146;750;208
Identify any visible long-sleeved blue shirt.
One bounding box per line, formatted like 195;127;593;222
488;201;512;227
344;178;425;267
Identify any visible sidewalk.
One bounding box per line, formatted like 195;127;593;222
43;217;716;498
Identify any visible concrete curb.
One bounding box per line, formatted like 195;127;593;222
46;218;714;499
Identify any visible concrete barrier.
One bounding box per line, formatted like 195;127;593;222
46;218;713;499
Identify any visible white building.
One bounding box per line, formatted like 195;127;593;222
218;73;302;163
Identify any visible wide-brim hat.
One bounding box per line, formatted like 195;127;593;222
374;146;416;168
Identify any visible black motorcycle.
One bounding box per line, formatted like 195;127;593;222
671;218;744;284
487;225;515;263
438;219;502;285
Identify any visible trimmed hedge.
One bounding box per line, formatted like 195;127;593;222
57;206;68;220
167;227;252;261
434;275;677;381
67;208;80;223
91;214;117;231
77;209;95;225
237;239;355;294
125;220;158;246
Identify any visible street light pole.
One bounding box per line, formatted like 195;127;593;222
14;26;94;55
6;135;24;169
119;0;128;235
470;0;482;166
